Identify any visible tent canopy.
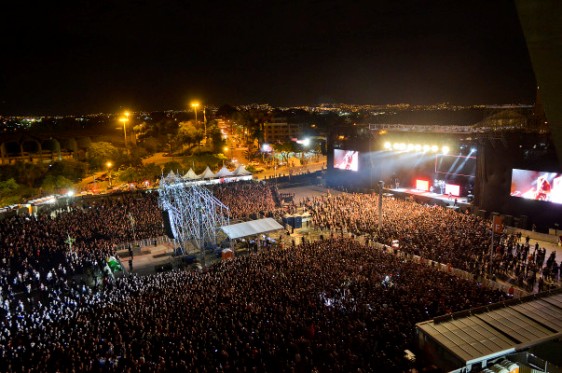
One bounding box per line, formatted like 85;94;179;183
221;218;284;239
215;166;234;178
233;165;252;176
183;168;201;180
199;166;215;179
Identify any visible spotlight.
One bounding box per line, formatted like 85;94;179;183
422;145;430;152
407;144;414;151
383;142;391;150
431;145;439;152
470;147;477;153
442;146;450;154
414;144;422;151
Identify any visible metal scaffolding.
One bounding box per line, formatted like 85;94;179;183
158;175;230;267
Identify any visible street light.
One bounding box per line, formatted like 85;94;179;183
191;101;207;144
119;113;129;148
191;101;200;123
223;146;231;162
106;161;113;188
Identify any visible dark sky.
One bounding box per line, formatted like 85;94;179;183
1;0;536;115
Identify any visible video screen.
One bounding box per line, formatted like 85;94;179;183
445;183;460;197
334;149;359;171
415;179;429;191
510;169;562;204
435;155;476;177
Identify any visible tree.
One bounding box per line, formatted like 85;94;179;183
139;163;162;182
138;137;160;154
60;138;78;153
273;141;297;164
41;175;74;194
76;137;92;150
87;142;120;169
11;161;46;188
177;121;203;149
48;160;88;181
133;121;149;141
0;178;23;205
163;161;183;175
118;167;140;183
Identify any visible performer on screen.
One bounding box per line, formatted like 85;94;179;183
534;176;551;201
335;151;356;170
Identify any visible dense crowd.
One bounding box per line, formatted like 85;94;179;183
0;183;555;372
209;181;281;220
0;238;508;372
0;193;164;305
306;193;560;288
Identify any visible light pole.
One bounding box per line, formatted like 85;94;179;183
191;101;199;123
191;101;206;144
223;146;232;163
120;111;130;146
106;161;113;189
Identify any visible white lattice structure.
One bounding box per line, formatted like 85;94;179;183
158;175;230;266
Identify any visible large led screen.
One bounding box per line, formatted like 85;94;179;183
334;149;359;171
510;169;562;204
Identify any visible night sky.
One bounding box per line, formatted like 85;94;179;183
1;0;536;115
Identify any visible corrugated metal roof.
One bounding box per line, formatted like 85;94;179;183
220;218;284;239
417;290;562;366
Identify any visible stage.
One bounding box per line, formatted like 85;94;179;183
385;187;472;209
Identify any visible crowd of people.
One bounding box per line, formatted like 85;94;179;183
305;192;560;289
0;237;508;372
209;181;281;220
0;193;165;331
0;182;556;371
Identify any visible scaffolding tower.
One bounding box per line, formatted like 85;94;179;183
158;175;230;267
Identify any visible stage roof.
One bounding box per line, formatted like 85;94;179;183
416;290;562;367
220;218;284;239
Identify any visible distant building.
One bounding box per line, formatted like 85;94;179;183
263;117;305;144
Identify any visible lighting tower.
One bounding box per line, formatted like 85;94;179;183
158;175;230;267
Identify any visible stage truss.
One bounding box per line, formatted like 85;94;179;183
158;175;230;266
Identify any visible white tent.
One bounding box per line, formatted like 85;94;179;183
220;218;284;240
215;166;234;178
233;165;253;176
165;170;177;180
199;166;215;179
183;168;201;180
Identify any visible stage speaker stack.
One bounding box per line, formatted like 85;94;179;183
519;215;528;229
286;216;295;228
162;210;176;239
513;217;520;228
294;216;302;229
503;215;513;227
